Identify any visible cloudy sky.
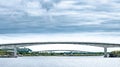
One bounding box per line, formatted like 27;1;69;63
0;0;120;52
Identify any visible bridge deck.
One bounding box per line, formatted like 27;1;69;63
0;42;120;48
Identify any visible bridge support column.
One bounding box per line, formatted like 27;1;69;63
13;46;17;58
104;47;108;58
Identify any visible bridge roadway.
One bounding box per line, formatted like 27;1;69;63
0;42;120;57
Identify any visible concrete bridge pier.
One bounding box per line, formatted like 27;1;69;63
104;47;108;58
13;46;17;58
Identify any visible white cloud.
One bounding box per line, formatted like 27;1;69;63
27;44;120;52
0;0;21;7
0;32;120;44
54;0;76;9
27;44;104;52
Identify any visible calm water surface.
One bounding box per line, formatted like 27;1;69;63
0;56;120;67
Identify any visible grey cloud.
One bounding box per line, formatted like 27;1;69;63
0;0;120;34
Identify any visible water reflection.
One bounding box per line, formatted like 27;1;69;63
0;56;120;67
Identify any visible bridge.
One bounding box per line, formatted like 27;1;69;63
0;42;120;57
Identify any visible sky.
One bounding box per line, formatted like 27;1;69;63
0;0;120;52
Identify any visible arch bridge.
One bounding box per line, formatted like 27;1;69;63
0;42;120;57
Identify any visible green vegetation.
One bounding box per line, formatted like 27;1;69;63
17;48;32;56
18;52;104;56
109;50;120;57
0;48;104;57
16;48;104;56
0;49;13;57
0;48;32;57
0;49;7;56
